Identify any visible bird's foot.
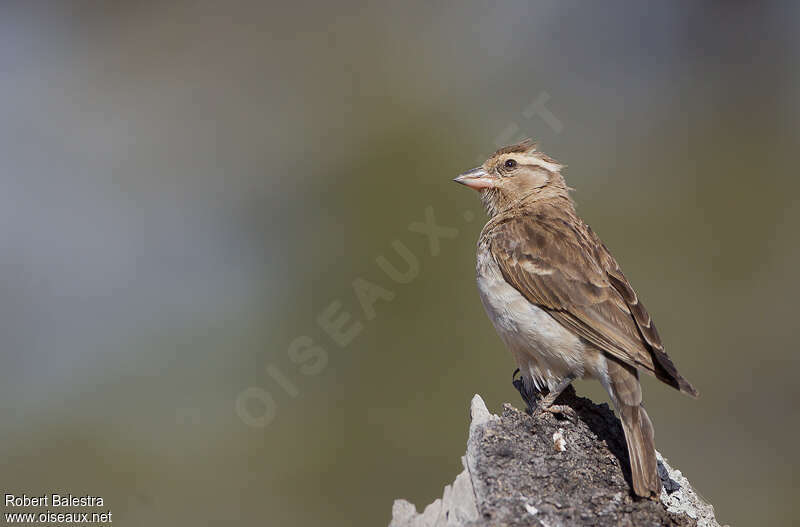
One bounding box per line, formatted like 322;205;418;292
530;376;577;420
538;404;576;420
512;369;538;415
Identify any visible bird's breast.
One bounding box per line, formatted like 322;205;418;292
475;245;586;389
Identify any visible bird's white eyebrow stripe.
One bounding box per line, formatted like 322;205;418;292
501;153;562;173
523;157;562;173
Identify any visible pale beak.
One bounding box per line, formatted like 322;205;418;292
453;167;494;190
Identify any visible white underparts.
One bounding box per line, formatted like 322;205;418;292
476;246;610;392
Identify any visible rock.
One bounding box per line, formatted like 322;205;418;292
657;453;720;527
388;458;479;527
389;388;720;527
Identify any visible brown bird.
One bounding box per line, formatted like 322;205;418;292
454;139;698;498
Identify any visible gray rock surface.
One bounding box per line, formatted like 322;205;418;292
390;388;721;527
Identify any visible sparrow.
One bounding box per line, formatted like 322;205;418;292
454;139;698;498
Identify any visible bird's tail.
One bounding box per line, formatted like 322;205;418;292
607;358;661;498
618;402;661;498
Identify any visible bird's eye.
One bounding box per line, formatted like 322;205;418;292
504;159;517;169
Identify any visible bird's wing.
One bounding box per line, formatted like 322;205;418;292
488;215;698;396
488;215;656;374
586;226;698;396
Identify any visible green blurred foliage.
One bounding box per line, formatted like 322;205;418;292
0;1;798;526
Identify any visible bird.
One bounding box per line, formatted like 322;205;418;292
453;139;698;499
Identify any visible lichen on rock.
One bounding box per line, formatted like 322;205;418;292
390;388;720;527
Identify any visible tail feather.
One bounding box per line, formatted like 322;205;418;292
606;356;661;498
618;403;661;498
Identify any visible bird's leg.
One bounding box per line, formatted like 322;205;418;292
511;368;539;415
537;374;577;418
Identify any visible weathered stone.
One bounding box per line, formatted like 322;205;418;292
390;388;719;527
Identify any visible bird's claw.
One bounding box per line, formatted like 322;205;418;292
511;373;537;415
537;404;576;421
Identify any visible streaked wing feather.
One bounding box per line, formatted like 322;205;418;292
489;217;656;373
587;226;698;396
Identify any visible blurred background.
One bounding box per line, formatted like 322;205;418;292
0;1;797;525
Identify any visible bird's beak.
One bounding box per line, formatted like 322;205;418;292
453;167;494;190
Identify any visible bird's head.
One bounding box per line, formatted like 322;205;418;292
454;139;569;216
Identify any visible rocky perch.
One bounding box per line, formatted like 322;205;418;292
390;387;720;527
